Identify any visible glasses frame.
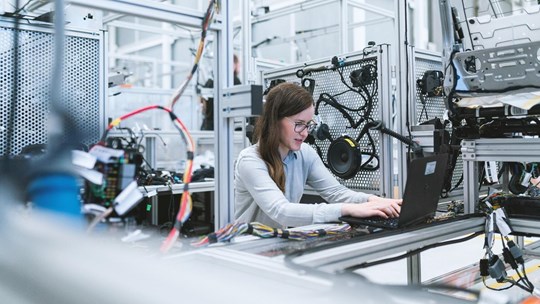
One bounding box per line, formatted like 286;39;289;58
284;117;317;134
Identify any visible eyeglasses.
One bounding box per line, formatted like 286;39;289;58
284;117;317;134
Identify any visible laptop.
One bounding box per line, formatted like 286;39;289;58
340;153;449;229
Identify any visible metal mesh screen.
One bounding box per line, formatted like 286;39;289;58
263;51;386;193
0;22;102;155
413;50;463;194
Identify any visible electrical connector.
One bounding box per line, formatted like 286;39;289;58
479;258;490;277
488;255;507;283
507;240;525;264
502;248;518;269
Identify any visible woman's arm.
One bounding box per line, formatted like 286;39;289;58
236;153;342;226
304;145;401;218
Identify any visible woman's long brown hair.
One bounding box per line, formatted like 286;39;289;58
253;82;314;192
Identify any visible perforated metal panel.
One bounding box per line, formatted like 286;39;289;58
0;18;104;155
413;50;464;194
413;56;444;125
262;46;393;195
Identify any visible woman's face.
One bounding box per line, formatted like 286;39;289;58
278;105;315;159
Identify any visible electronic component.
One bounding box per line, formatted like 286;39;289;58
83;145;143;216
416;70;443;97
488;255;507;283
350;64;376;87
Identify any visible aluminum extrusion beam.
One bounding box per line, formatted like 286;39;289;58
139;182;215;196
509;218;540;237
107;21;194;38
340;0;348;53
221;85;263;118
251;0;334;24
348;0;394;18
461;138;540;162
289;217;485;273
68;0;221;30
215;0;235;229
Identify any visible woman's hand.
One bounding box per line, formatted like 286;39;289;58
341;196;402;219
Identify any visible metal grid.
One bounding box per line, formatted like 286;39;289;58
0;20;103;155
262;47;391;194
412;49;464;195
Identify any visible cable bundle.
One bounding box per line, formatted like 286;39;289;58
96;105;195;252
479;199;536;294
191;222;351;247
250;223;351;240
168;0;216;110
191;222;251;247
480;236;536;294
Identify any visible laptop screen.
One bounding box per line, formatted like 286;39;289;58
397;154;449;227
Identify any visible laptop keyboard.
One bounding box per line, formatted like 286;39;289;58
361;216;399;228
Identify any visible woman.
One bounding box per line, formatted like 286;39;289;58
234;82;401;228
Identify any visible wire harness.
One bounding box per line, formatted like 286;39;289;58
480;197;537;294
191;222;351;247
97;105;195;253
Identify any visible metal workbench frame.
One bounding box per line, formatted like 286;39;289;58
288;217;485;276
461;138;540;214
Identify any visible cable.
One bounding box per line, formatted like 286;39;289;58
403;0;412;161
191;222;351;247
97;105;195;253
316;93;361;129
344;231;483;271
168;0;216;110
11;0;32;15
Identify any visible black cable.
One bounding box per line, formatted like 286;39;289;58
115;127;137;147
506;277;534;293
338;64;376;118
320;92;366;113
478;162;486;191
6;0;21;157
403;0;412;162
332;89;355;98
344;231;483;271
316;94;359;128
358;131;379;171
520;264;535;291
12;0;32;15
336;66;371;110
482;277;515;291
449;173;464;192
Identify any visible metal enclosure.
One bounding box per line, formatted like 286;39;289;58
262;44;394;197
0;17;105;155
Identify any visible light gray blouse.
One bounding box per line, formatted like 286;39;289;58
234;143;372;228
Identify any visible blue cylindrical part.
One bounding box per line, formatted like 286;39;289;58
27;174;81;217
